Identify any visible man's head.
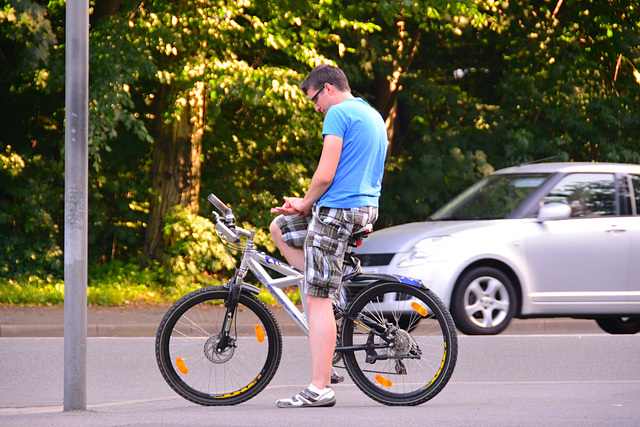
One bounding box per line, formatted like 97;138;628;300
300;64;351;95
301;65;352;114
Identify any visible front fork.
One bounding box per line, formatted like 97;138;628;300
216;230;256;353
215;279;241;353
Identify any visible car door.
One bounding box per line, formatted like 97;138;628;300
526;173;630;307
629;174;640;303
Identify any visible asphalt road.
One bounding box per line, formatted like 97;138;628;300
1;333;639;426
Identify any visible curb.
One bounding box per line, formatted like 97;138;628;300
0;324;157;338
0;319;602;337
0;323;307;338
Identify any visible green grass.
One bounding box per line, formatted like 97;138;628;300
0;275;301;306
0;276;199;306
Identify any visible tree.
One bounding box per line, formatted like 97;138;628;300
2;0;639;281
491;0;640;165
87;0;381;262
0;0;64;276
332;0;640;225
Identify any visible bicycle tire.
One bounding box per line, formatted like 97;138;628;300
341;281;457;406
155;286;282;405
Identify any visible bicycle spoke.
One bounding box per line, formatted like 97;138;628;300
156;287;282;405
341;282;457;406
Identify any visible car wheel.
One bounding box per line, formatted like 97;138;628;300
451;267;517;335
595;317;640;334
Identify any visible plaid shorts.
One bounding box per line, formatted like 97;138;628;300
274;205;378;298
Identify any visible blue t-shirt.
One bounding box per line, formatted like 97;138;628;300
318;98;388;208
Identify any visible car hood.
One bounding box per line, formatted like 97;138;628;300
356;220;495;254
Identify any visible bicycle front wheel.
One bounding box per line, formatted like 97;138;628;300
341;281;457;406
155;286;282;405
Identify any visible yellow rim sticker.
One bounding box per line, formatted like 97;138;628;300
375;375;392;387
411;301;427;317
176;357;188;375
255;325;265;343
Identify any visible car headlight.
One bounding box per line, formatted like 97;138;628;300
398;236;451;268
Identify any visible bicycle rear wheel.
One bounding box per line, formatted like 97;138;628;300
341;281;457;406
155;286;282;405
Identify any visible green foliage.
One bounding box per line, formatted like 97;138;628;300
163;206;236;286
0;0;58;71
2;0;640;303
0;265;302;306
0;265;203;306
87;131;151;266
162;205;280;286
484;0;640;165
86;260;202;305
0;276;65;305
358;0;640;226
1;1;66;278
0;145;64;277
200;68;322;229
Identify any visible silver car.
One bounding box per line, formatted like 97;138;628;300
355;162;640;335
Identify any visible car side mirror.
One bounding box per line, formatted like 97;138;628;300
536;202;572;222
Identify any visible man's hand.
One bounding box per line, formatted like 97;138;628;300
271;134;342;218
270;197;311;217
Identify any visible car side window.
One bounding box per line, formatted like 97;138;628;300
632;175;640;215
541;173;616;217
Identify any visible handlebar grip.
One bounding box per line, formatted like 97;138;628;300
207;193;231;215
215;221;240;243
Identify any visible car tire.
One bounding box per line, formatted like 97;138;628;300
595;317;640;334
451;267;517;335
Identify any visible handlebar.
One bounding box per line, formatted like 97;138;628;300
207;193;252;242
207;193;232;216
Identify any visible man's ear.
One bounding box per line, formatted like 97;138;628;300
324;83;334;96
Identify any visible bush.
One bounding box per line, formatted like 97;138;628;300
0;146;64;278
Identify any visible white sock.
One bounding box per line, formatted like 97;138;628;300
308;383;326;394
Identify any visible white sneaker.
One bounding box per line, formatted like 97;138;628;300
276;386;336;408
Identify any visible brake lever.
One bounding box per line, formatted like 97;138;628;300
212;212;240;243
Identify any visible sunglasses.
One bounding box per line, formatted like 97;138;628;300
310;85;325;103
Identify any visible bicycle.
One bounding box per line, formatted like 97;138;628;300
155;193;458;406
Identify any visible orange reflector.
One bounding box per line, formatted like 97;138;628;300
411;302;427;316
375;375;392;387
255;325;265;343
176;357;188;375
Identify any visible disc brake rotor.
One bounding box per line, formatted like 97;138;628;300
204;334;235;364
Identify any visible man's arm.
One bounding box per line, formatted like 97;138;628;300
271;135;343;216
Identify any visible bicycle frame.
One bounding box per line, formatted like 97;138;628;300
238;242;311;336
210;192;427;346
224;230;425;344
229;241;401;360
214;221;309;336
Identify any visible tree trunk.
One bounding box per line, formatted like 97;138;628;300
375;22;422;158
143;82;205;261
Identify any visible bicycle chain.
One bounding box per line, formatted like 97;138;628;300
334;364;398;376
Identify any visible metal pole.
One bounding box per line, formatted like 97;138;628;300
64;0;89;412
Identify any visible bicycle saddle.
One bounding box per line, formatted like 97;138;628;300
349;224;373;247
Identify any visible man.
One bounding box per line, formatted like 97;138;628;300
270;64;388;408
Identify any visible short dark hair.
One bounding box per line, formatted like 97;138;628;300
300;64;351;95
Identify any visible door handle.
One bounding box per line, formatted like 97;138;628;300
607;226;627;234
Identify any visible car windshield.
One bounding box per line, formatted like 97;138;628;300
430;173;550;220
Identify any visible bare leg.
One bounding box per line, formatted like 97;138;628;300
270;219;304;270
306;294;336;390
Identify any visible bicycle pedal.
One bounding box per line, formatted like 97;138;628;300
331;371;344;384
